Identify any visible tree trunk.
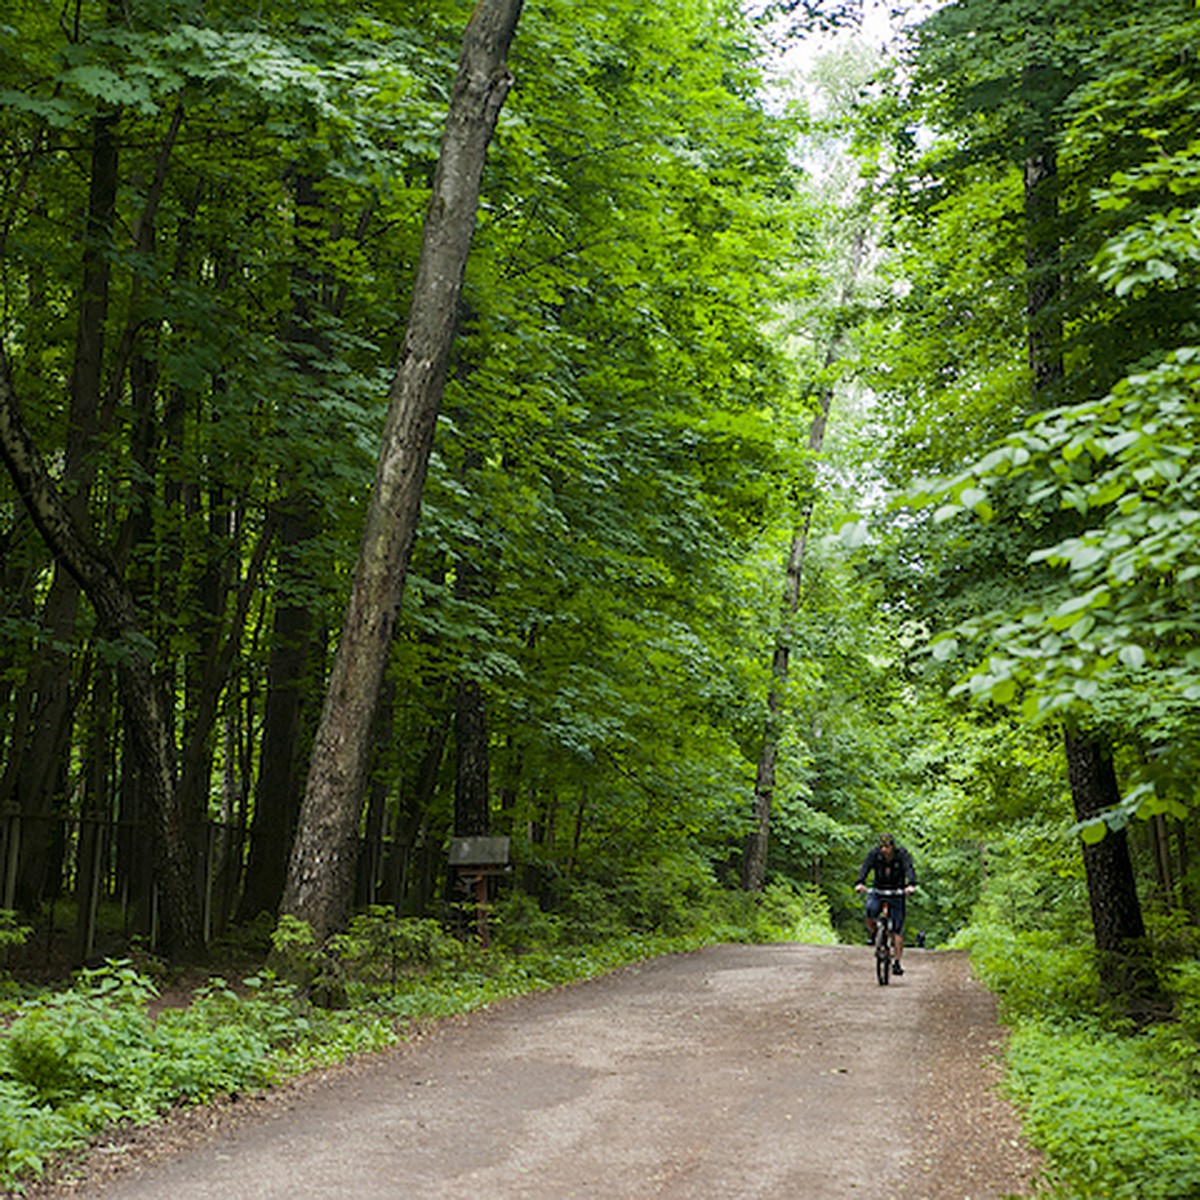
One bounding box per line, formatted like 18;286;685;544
454;675;491;838
1020;60;1154;1011
452;521;492;841
1023;65;1062;402
1062;730;1157;1008
0;345;205;959
281;0;523;944
237;501;317;921
74;660;114;963
743;226;867;892
10;107;119;911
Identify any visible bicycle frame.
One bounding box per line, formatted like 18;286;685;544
869;887;907;986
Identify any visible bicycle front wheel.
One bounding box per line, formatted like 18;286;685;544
875;932;891;986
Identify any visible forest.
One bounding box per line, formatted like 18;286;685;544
1;0;1199;1194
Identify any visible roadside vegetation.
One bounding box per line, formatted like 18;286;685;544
0;882;833;1192
952;840;1200;1199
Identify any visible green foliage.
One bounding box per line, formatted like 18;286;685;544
1007;1020;1200;1199
913;349;1200;731
949;835;1200;1200
328;908;469;988
0;912;31;957
269;912;319;981
863;0;1200;835
0;958;395;1190
727;880;838;946
487;891;564;954
958;926;1098;1025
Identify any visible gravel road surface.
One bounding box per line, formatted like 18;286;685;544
32;943;1043;1199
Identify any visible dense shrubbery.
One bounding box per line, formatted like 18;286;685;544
0;879;834;1191
1007;1018;1200;1200
0;960;395;1186
955;885;1200;1198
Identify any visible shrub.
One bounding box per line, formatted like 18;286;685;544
758;880;837;944
1007;1019;1200;1199
487;891;564;953
328;909;470;989
0;958;388;1190
952;923;1097;1023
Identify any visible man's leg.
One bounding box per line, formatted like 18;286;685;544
864;895;880;944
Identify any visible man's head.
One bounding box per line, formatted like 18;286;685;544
879;832;895;859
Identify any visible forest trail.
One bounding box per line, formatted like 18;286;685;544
39;944;1043;1199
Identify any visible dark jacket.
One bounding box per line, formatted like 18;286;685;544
856;845;916;890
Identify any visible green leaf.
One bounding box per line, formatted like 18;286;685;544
931;636;959;662
1117;643;1146;669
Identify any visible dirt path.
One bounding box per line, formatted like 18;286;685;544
32;944;1043;1199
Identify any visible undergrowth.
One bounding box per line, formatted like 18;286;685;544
956;902;1200;1198
0;876;832;1192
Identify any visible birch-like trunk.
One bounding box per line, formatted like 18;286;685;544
743;227;867;892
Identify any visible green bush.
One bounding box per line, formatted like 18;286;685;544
487;891;564;953
1008;1019;1200;1199
758;880;837;943
952;922;1097;1022
328;909;470;989
611;852;715;936
957;865;1200;1199
0;959;389;1190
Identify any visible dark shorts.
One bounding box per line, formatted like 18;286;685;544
866;892;907;935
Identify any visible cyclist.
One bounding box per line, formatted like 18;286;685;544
855;832;917;975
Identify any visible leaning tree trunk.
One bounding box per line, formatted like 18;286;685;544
280;0;524;945
0;345;204;959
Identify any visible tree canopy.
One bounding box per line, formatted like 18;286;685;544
0;0;1196;1024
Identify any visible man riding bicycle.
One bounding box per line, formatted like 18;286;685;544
855;832;917;975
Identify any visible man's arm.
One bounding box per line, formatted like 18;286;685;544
855;848;876;886
901;848;917;887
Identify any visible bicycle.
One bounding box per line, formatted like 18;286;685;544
867;887;908;986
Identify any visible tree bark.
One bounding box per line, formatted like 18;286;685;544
10;107;119;910
281;0;524;943
454;675;491;838
1062;730;1157;1008
1020;57;1154;1012
237;500;317;921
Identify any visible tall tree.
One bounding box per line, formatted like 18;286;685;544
281;0;524;943
743;38;876;891
0;344;205;956
856;0;1180;1003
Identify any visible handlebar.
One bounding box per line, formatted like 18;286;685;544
857;886;914;895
